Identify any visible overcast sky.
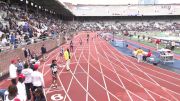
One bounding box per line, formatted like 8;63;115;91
61;0;180;5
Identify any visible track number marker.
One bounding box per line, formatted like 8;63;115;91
51;94;64;101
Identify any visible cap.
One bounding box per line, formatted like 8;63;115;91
34;64;39;70
18;74;25;79
11;60;17;64
14;98;21;101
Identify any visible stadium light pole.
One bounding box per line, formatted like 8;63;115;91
25;0;28;13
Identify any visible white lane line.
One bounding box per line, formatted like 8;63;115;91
62;40;80;101
56;33;82;101
96;38;133;101
123;63;180;88
104;45;180;100
44;46;71;101
79;55;122;101
63;36;96;101
109;41;180;80
86;59;145;101
100;50;180;89
105;49;180;83
86;35;90;101
42;45;61;74
45;49;61;94
93;35;111;101
89;38;171;100
102;40;178;101
90;53;171;101
97;40;155;101
57;66;72;101
43;45;64;100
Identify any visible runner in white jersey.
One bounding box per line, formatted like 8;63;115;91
50;60;58;88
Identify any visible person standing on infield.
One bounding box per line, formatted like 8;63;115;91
64;48;71;71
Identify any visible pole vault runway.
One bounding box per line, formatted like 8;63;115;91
0;32;180;101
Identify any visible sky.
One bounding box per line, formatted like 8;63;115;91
60;0;180;5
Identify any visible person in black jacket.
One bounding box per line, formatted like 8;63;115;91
34;88;46;101
24;47;31;60
41;44;47;61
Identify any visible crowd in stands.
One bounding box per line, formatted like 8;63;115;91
1;1;180;100
0;1;74;100
0;1;79;53
1;0;180;53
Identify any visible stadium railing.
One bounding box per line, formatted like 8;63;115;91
0;35;66;80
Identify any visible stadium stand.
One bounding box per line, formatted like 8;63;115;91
0;0;180;101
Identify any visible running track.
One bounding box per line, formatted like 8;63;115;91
0;32;180;101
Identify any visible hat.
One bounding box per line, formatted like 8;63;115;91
14;98;21;101
18;74;25;79
11;60;17;64
34;64;39;70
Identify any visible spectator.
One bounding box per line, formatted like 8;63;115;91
41;44;47;61
16;74;27;101
34;88;46;101
31;64;45;100
0;89;6;101
4;85;21;101
10;33;15;47
16;58;24;74
24;47;31;60
21;62;33;101
143;50;152;61
1;35;8;46
155;39;161;50
132;48;138;58
9;59;17;85
171;41;175;51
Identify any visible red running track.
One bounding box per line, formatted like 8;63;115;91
0;32;180;101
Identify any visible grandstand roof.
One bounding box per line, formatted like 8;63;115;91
61;0;180;5
28;0;74;16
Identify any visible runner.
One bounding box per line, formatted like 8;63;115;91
87;33;89;43
59;46;64;57
50;60;58;88
70;40;73;52
79;38;82;45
